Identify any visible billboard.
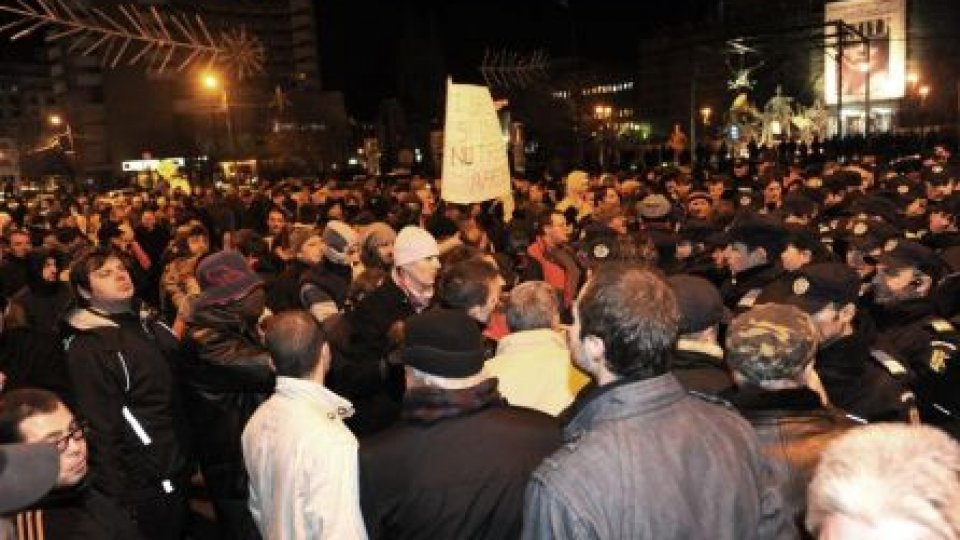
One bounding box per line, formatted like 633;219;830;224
824;0;905;105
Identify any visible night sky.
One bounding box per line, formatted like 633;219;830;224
0;0;717;119
319;0;716;118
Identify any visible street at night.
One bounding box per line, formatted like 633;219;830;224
0;1;958;539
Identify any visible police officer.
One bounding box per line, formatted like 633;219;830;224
777;263;916;423
868;239;960;435
718;214;785;312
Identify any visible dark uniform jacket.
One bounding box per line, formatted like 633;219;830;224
816;330;916;422
871;298;960;434
721;262;784;312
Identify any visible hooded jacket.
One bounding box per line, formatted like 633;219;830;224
63;305;189;504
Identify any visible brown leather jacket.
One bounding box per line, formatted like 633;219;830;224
727;386;857;528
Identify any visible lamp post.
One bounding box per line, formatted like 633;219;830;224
48;113;77;185
594;104;612;170
858;60;871;137
200;72;235;158
919;85;931;140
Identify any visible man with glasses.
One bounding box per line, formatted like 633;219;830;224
527;210;582;319
0;388;144;539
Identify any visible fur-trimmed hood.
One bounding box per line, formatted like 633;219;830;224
64;308;118;331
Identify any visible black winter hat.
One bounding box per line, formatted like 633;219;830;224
667;275;727;334
402;309;486;378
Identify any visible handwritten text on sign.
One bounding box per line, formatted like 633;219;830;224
441;80;510;204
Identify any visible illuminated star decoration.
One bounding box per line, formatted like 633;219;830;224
0;0;266;79
480;49;550;89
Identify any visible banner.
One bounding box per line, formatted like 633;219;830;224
824;0;906;105
441;78;510;205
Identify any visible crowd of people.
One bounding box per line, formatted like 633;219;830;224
0;139;959;539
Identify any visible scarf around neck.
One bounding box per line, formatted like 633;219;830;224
402;377;504;424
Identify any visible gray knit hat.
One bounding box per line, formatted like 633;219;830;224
360;222;397;268
322;220;358;266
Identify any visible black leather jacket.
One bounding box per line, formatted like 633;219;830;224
181;299;275;499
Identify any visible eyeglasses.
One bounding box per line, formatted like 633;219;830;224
53;420;89;453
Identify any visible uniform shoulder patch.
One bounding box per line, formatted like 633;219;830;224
870;349;909;377
737;288;762;308
929;319;956;334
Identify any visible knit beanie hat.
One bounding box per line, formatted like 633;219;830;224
195;250;263;309
360;222;397;268
322;220;358;266
402;308;486;378
393;226;439;268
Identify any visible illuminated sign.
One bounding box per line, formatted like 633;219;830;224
122;157;185;172
824;0;906;104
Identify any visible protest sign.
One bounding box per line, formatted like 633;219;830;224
441;78;510;205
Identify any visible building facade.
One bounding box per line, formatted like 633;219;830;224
44;0;329;181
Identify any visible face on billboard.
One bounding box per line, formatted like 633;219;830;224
824;0;906;104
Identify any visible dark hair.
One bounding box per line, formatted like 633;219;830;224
577;263;679;378
68;246;126;304
535;210;563;237
6;228;29;241
234;229;268;259
439;259;500;311
263;310;327;378
0;388;62;444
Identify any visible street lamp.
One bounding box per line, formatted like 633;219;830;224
700;106;712;126
48;113;75;154
199;71;235;159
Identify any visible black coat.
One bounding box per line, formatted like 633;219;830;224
63;306;190;501
360;402;560;540
265;259;311;312
671;343;735;396
816;330;914;422
181;300;275;500
0;255;29;297
339;278;412;434
720;262;783;311
10;481;145;540
1;282;73;400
